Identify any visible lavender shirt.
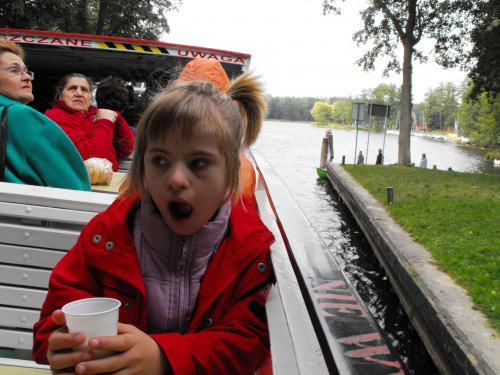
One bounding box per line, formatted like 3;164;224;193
131;199;231;334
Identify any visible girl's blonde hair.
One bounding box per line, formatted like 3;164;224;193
119;71;266;202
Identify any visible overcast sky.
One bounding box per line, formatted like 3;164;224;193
164;0;468;103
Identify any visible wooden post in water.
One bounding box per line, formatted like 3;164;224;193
327;130;334;160
320;137;328;169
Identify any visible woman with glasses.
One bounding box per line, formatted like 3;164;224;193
0;40;91;190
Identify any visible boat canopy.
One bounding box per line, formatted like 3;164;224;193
0;28;251;113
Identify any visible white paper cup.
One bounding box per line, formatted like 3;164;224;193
62;297;121;358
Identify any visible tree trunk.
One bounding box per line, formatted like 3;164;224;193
96;0;110;35
398;39;413;166
77;0;89;34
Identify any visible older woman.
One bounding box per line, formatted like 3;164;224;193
45;74;135;172
0;40;90;190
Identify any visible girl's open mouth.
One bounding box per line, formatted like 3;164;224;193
169;201;192;221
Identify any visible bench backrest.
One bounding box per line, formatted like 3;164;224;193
0;182;116;356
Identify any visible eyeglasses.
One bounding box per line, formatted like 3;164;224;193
0;66;35;80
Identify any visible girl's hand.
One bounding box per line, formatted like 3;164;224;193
96;109;118;123
47;310;94;374
74;323;172;375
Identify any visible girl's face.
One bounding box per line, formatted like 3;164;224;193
59;77;91;113
144;129;228;236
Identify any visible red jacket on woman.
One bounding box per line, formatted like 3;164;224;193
45;100;135;171
32;195;275;374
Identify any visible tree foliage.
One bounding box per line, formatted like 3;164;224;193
311;101;334;125
267;96;342;122
458;86;500;148
323;0;475;166
331;98;352;125
464;0;500;100
422;82;461;130
1;0;180;40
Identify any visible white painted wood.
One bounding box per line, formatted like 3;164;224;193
0;357;50;370
0;329;34;350
0;222;79;251
0;201;96;225
265;284;300;375
0;183;116;356
254;166;329;374
0;307;40;329
117;158;132;172
0;285;48;309
0;182;116;212
0;358;50;372
0;244;65;269
0;265;51;289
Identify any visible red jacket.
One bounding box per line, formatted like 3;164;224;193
45;101;135;171
33;195;275;374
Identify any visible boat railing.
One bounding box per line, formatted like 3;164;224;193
251;149;409;374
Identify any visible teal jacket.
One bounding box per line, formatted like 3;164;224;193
0;95;91;191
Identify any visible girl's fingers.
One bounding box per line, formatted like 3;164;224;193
48;348;93;371
75;352;125;375
86;323;140;352
52;310;67;326
49;329;85;351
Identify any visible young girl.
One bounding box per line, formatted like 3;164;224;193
33;72;275;374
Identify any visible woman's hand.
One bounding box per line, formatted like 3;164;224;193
47;310;94;374
74;323;172;375
96;109;118;123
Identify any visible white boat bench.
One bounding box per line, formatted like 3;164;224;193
0;182;116;364
117;156;132;174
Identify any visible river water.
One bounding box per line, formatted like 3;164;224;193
254;121;498;374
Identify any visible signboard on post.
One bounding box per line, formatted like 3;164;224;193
368;104;390;118
351;103;365;167
351;103;365;121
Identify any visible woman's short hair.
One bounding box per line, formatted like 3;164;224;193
53;73;93;103
0;40;24;60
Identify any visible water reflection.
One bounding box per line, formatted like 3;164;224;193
254;121;449;374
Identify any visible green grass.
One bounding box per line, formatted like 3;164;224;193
342;164;500;331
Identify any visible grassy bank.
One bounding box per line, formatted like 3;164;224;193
342;165;500;332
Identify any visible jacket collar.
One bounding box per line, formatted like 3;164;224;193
53;99;98;117
0;94;24;107
82;195;274;315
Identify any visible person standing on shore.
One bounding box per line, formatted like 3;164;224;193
375;149;383;165
420;153;428;168
357;150;364;165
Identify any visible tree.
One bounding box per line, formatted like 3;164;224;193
323;0;474;166
465;1;500;100
458;86;500;148
1;0;180;40
311;101;334;125
331;98;352;125
423;82;460;130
